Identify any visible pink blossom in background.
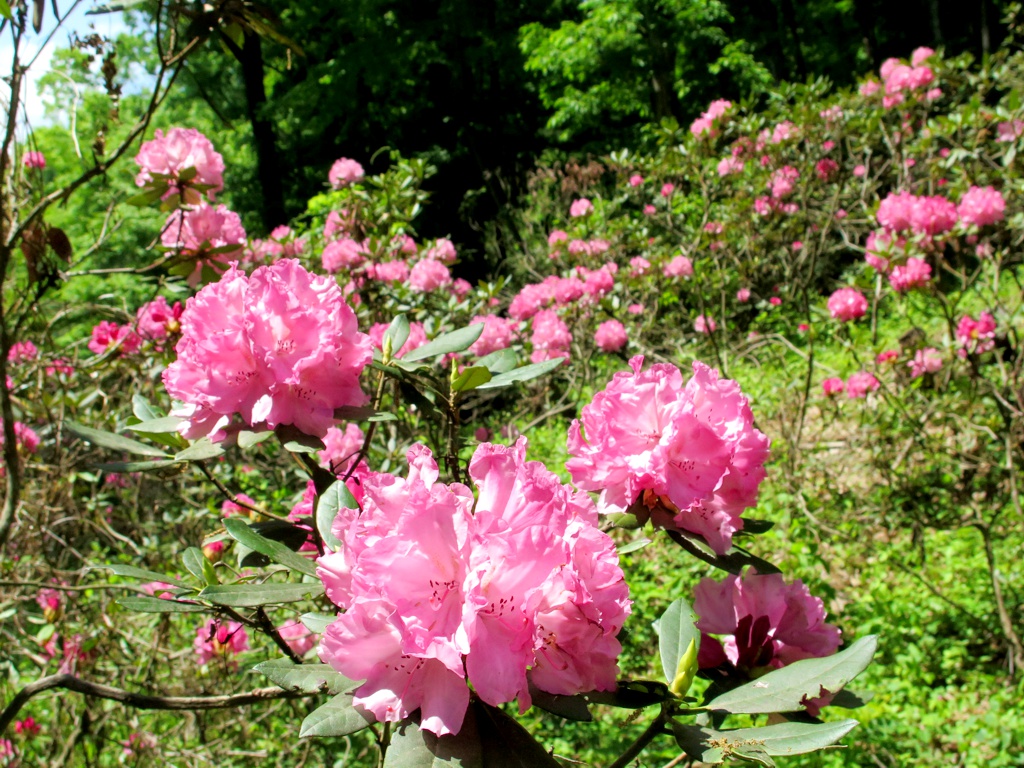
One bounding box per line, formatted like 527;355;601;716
135;128;225;202
136;296;183;342
853;164;867;177
163;259;372;442
392;234;418;256
660;183;675;197
36;587;63;622
909;347;943;378
122;733;158;757
279;620;318;657
792;241;803;251
194;619;249;666
827;288;868;322
317;439;629;736
769;166;800;199
45;358;74;377
704;221;724;234
717;156;744;176
0;740;12;760
425;238;457;263
926;87;943;101
569;198;594;217
628;303;644;314
322;237;370;273
693;315;717;334
958;186;1006;227
366;259;410;284
754;196;773;216
141;581;177;599
578;264;616;300
643;204;657;215
221;493;256;517
876;191;917;232
7;341;38;364
23;151;46;169
909;195;958;236
202;540;225;562
451;278;472;298
798;323;810;333
408;258;452;292
629;174;644;186
663;255;694;278
88;321;141;356
859;80;881;96
815;158;839;181
769;297;782;307
770;121;796;144
693;570;841;683
888;257;932;292
822;377;844;396
329;157;365;189
323;209;354;240
736;288;751;303
997;120;1024;142
547;230;569;246
594;319;628;353
864;230;901;272
508;282;554;320
876;350;899;364
319;422;369;481
530;309;572;363
14;717;40;737
629;256;651;277
690;99;732;137
956;312;997;357
161;203;247;286
911;46;936;65
819;106;843;123
474;427;491;441
567;356;769;554
846;371;880;399
368;321;427;359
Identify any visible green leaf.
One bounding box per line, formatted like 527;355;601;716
198;582;324;608
401;323;485;363
384;709;483;767
95;460;175;473
300;612;337;634
475;359;563;390
384;314;411;359
616;536;652;554
672;719;859;763
706;636;878;714
528;687;592;722
475;701;562;767
451;366;492;393
127;416;183;435
223;518;317;577
299;693;375;738
182;547;208;582
476;348;517;374
131;394;164;421
238;430;275;450
276;424;326;455
584;680;670;709
317;480;356;552
95;564;178;583
174;438;226;462
253;659;357;695
65;421;169;458
665;530;781;575
0;0;12;21
118;596;205;613
123;187;167;206
653;598;700;695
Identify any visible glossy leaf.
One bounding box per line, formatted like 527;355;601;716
254;659;357;695
654;598;700;692
672;718;859;763
300;612;337;634
451;366;492;393
96;564;178;583
299;693;375;738
181;547;208;582
384;314;411;359
475;348;517;374
223;518;317;576
400;323;484;362
118;596;205;613
173;438;226;462
475;358;563;390
384;710;483;768
706;636;878;714
198;582;324;607
317;480;356;552
65;421;169;458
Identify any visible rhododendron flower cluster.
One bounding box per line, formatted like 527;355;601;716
408;258;452;292
908;347;943;378
88;321;141;356
876;192;957;237
567;357;769;554
827;288;868;322
663;255;694;278
569;198;594;217
717;156;745;177
317;440;630;736
136;296;183;343
161;203;247;286
23;151;45;169
846;371;880;399
958;186;1006;227
279;620;318;657
690;99;732;138
135;128;225;203
694;569;841;697
888;257;932;292
329;157;365;189
822;377;844;396
7;340;38;364
467;314;518;357
594;319;628;352
874;48;937;109
322;237;369;273
163;259;373;441
769;166;800;199
194;619;249;666
956;312;997;357
693;315;716;334
530;309;572;363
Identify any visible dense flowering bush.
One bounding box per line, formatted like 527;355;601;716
134;127;225;203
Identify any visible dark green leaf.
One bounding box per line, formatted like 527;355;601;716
617;536;652;554
174;438;225;462
384;314;411;358
475;701;562;766
584;680;670;709
95;564;177;583
299;693;375;738
182;547;208;582
65;421;169;458
277;424;326;455
654;598;700;694
827;689;873;709
198;582;324;607
671;719;859;762
131;394;163;421
317;480;356;552
384;708;483;767
118;596;205;613
528;687;592;722
665;530;781;575
223;518;317;577
475;359;563;390
706;636;877;714
738;518;775;535
123;187;166;206
451;366;492;393
253;659;357;695
95;460;176;473
401;323;485;362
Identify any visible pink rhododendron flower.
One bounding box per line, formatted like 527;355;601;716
822;377;844;396
815;158;839;181
279;620;318;657
792;241;803;252
694;569;841;683
161;203;247;286
769;297;782;307
322;237;369;273
629;174;644;186
88;321;141;356
997;120;1024;142
693;315;717;334
7;341;38;364
663;255;694;278
876;191;917;232
643;204;656;215
221;493;256;517
909;347;943;378
859;79;881;96
660;183;675;197
846;371;880;399
135;128;224;203
770;166;799;199
547;230;569;247
366;259;410;283
628;303;644;314
319;422;369;478
194;619;249;667
530;309;572;364
136;296;183;342
769;120;796;144
569;198;594;217
317;440;629;736
122;733;157;757
329;157;365;189
717;156;744;176
567;357;769;554
888;257;931;292
956;312;997;357
14;717;40;737
163;259;373;441
827;288;868;322
853;164;867;177
594;319;628;353
704;221;724;234
36;587;63;622
864;230;901;272
629;256;651;276
911;47;935;65
509;282;554;320
467;314;518;357
958;186;1006;227
736;288;751;303
368;321;427;359
408;258;452;293
424;238;457;263
690;99;732;138
876;350;899;364
23;151;45;169
578;264;616;299
323;209;354;240
909;195;957;236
